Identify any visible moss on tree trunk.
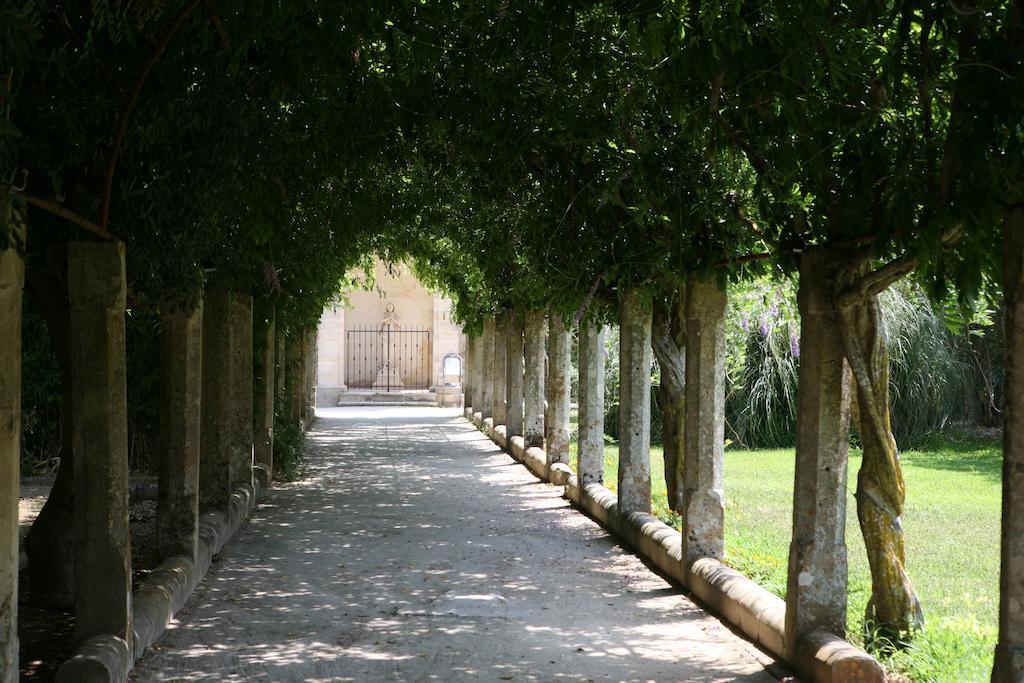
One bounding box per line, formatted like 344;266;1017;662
838;259;924;643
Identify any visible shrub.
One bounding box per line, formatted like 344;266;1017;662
273;420;306;482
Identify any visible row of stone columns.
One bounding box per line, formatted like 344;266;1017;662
0;234;327;676
461;272;864;659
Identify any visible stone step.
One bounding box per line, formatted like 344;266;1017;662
337;391;438;406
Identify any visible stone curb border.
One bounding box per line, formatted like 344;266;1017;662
466;409;884;683
54;465;270;683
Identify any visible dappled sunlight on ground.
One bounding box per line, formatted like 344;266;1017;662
131;407;777;682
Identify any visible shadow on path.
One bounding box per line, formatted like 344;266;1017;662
131;407;779;682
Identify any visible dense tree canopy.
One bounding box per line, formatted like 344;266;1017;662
2;0;1021;655
4;1;1018;322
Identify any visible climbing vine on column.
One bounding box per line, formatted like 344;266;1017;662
837;256;924;643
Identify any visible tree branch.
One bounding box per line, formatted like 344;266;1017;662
204;1;231;50
860;256;919;297
714;251;772;268
572;273;603;328
100;0;204;231
26;197;118;242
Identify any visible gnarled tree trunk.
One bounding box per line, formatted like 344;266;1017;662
652;286;686;513
837;259;924;643
24;264;76;609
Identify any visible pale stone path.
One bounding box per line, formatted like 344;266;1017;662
132;407;780;682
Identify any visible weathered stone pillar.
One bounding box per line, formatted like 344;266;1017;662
481;317;496;420
464;336;476;410
682;276;727;565
492;314;508;425
0;224;25;680
785;248;852;652
306;330;317;416
231;294;254;493
285;329;305;428
200;288;234;512
253;304;275;476
67;241;131;644
523;311;547;447
300;328;316;423
505;313;525;438
156;298;203;562
618;288;652;514
995;207;1024;682
546;314;571;465
578;321;605;486
471;334;484;413
275;330;287;407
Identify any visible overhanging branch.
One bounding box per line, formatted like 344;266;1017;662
99;0;205;231
26;196;118;242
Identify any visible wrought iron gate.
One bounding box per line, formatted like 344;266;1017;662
346;327;432;391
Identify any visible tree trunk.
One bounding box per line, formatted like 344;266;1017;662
652;286;686;513
993;206;1024;682
23;266;76;609
838;262;924;643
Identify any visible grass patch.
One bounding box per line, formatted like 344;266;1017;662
570;435;1000;682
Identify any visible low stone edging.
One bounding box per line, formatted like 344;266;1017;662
466;410;883;683
54;474;265;683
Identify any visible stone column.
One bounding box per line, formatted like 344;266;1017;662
464;336;475;410
157;298;203;562
307;331;317;415
67;241;131;644
578;321;605;486
492;314;508;425
785;248;852;652
618;287;652;515
506;313;525;438
0;224;25;680
472;334;484;414
276;330;287;407
481;317;496;420
254;304;275;476
431;293;446;391
301;329;316;423
285;330;304;427
523;311;547;447
546;314;571;465
200;288;234;512
682;276;727;565
996;207;1024;682
231;294;254;493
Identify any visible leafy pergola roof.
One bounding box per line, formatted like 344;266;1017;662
3;1;1021;327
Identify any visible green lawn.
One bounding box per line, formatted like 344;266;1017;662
569;435;1001;682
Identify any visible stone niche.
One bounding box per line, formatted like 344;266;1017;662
316;259;466;406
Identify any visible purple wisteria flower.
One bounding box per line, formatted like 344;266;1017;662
790;330;801;358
